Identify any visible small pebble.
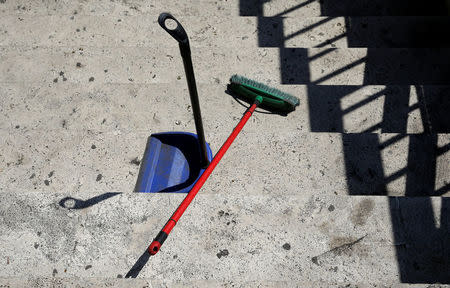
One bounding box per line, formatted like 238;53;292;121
282;243;291;250
216;249;229;259
130;157;141;166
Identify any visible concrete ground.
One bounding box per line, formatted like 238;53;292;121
0;0;449;287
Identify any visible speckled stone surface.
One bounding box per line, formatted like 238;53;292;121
1;191;449;285
1;0;449;286
2;83;447;133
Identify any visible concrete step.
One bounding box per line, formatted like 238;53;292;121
0;278;432;288
2;0;449;17
2;15;450;48
0;191;449;284
1;0;449;286
2;46;450;85
1;130;448;196
2;83;448;134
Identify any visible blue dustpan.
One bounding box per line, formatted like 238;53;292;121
135;132;212;193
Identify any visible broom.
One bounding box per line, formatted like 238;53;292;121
149;75;300;255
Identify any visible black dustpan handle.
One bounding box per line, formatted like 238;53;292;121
158;13;189;49
158;13;209;168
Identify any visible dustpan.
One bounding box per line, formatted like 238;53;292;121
134;13;211;193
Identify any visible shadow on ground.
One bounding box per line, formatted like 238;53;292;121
59;192;122;209
125;249;151;278
240;0;449;283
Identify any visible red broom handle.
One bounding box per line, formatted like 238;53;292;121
149;101;259;255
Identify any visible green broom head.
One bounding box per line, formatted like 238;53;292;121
228;74;300;114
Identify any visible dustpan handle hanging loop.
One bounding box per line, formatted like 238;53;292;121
158;13;190;52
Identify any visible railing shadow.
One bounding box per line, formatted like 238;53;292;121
239;0;449;283
125;249;151;278
58;192;153;278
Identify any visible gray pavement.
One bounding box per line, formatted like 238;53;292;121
1;191;448;285
2;46;450;85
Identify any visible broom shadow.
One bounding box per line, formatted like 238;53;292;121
58;192;122;209
240;0;450;283
125;249;151;278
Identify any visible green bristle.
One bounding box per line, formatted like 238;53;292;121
230;74;300;107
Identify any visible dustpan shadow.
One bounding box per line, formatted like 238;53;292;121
58;193;152;278
157;133;202;193
59;192;122;209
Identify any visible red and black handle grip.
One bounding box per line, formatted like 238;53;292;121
158;12;209;168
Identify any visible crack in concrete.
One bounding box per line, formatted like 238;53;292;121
311;234;367;265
